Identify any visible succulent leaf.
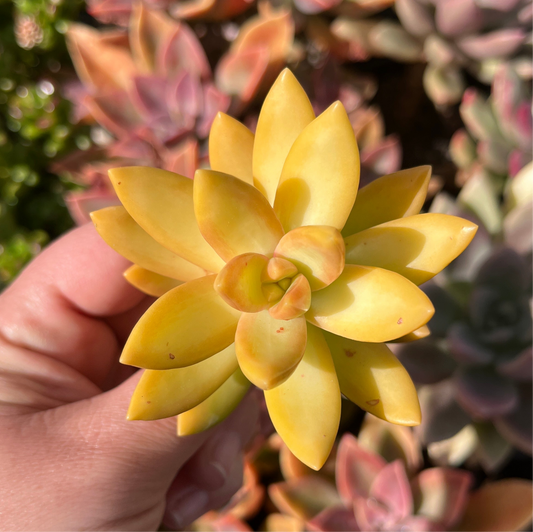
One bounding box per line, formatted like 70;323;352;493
209;112;254;185
265;325;341;470
235;311;307;390
326;334;421;426
457;480;533;531
253;69;315;205
344;213;478;285
274;226;345;291
127;343;238;420
274;102;360;232
336;433;386;502
342;166;431;237
177;368;250;435
193;169;284;263
108;167;225;273
124;265;182;297
412;468;473;528
121;275;241;369
91;206;205;281
307;265;435;343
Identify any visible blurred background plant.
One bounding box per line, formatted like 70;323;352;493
395;0;532;108
0;0;89;287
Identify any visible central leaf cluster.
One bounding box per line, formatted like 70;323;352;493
214;225;346;321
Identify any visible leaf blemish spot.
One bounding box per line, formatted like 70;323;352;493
397;318;403;324
344;349;355;357
366;399;380;406
169;353;175;359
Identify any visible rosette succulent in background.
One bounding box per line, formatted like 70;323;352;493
450;64;532;234
395;0;533;107
396;241;532;472
0;0;88;288
258;417;533;531
62;2;231;223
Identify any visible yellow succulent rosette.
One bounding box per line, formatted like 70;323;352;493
91;69;477;470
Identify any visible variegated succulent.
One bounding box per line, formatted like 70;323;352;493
451;65;532;235
266;417;533;531
395;0;533;106
396;244;532;471
90;69;478;470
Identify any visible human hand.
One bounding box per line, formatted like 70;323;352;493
0;224;259;531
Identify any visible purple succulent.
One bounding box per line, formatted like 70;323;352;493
397;246;532;468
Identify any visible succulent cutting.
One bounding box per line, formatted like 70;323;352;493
91;68;477;469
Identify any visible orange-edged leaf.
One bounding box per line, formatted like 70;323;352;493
274;226;345;291
215;253;270;312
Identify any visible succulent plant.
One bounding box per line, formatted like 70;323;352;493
90;68;477;470
395;0;533;107
503;161;533;258
396;245;532;470
451;64;532;235
307;13;424;65
63;3;230;221
85;0;253;25
191;460;264;531
267;420;533;531
215;3;295;113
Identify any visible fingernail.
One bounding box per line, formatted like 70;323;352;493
164;489;209;530
202;431;241;489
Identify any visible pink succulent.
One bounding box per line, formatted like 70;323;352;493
86;0;253;25
267;419;533;532
268;433;471;532
63;3;229;223
215;3;295;112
